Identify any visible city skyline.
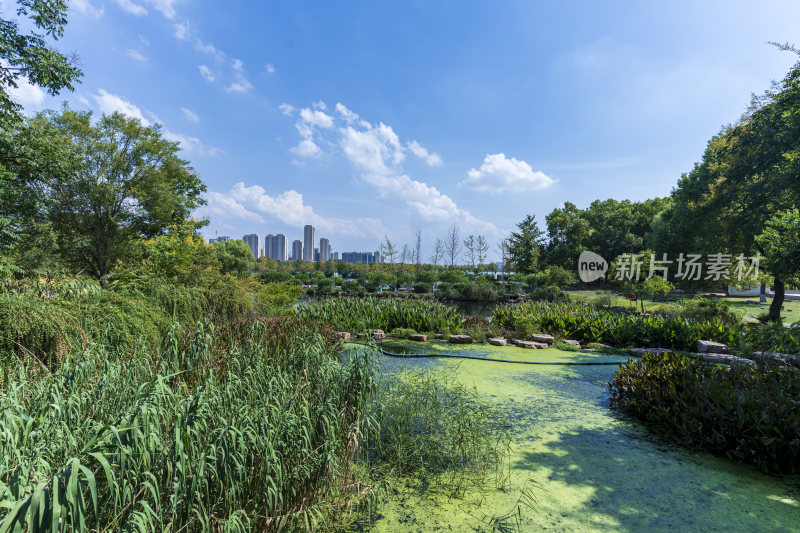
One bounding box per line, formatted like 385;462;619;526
16;1;800;261
231;224;382;263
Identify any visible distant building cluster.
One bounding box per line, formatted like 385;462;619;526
206;225;383;264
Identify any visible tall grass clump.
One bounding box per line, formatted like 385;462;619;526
0;318;378;531
611;351;800;474
296;297;463;335
362;365;510;496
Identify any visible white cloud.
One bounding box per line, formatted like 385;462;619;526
279;103;295;116
163;130;222;156
226;78;253;93
231;58;244;71
77;95;91;107
126;49;146;62
91;90;220;156
112;0;148;16
8;76;46;108
291;139;320;157
92;89;150;125
407;140;443;167
200;182;387;238
71;0;104;18
144;0;177;19
265;63;276;73
173;21;190;40
198;65;214;82
284;101;495;233
139;34;150;46
461;153;555;194
181;107;199;122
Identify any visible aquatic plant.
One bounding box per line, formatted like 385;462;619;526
296;297;463;334
0;319;378;531
610;351;800;474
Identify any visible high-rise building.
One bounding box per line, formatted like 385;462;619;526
319;238;331;262
303;225;315;261
242;234;260;259
209;236;230;244
341;251;384;264
264;234;289;261
274;234;288;261
292;240;303;261
332;252;339;261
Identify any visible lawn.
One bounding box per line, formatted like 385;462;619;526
565;290;800;325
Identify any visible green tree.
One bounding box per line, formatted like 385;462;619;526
507;215;545;274
0;0;82;127
214;240;253;276
1;109;207;284
755;209;800;321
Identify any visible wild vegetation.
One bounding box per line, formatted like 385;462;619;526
611;351;800;474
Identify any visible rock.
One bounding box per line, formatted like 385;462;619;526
372;329;386;340
514;340;548;349
409;334;427;342
530;333;555;344
337;331;351;340
751;351;800;368
355;333;364;339
488;337;507;346
435;333;443;339
449;334;473;344
629;348;674;357
564;339;581;347
696;352;755;368
697;340;729;354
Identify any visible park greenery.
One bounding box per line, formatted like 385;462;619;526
0;2;799;530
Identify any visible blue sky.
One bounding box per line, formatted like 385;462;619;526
10;0;800;259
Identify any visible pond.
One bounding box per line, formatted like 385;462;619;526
357;342;800;532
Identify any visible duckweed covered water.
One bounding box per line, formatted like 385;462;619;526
364;342;800;532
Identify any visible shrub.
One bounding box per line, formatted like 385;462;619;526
412;281;431;294
389;327;417;339
611;351;800;474
536;285;570;302
678;297;742;326
593;291;614;308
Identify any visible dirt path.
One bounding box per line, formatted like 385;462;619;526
369;344;800;532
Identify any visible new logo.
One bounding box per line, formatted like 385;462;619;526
578;251;608;282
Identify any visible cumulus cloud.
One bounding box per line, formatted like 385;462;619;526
285;101;495;234
198;65;214;82
199;182;387;238
407;140;443;167
126;49;146;62
265;63;276;73
181;107;199;122
461;153;555;194
231;58;244;71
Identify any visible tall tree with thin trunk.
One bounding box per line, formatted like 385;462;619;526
476;235;489;267
414;228;422;268
463;234;476;267
430;238;444;266
444;223;462;266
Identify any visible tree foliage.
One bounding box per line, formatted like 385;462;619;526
1;109;207;282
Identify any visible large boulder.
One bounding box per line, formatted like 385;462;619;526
697;352;755;367
409;334;427;342
530;333;555;344
372;329;386;340
563;339;581;348
751;351;800;368
449;334;473;344
488;337;507;346
697;340;729;354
